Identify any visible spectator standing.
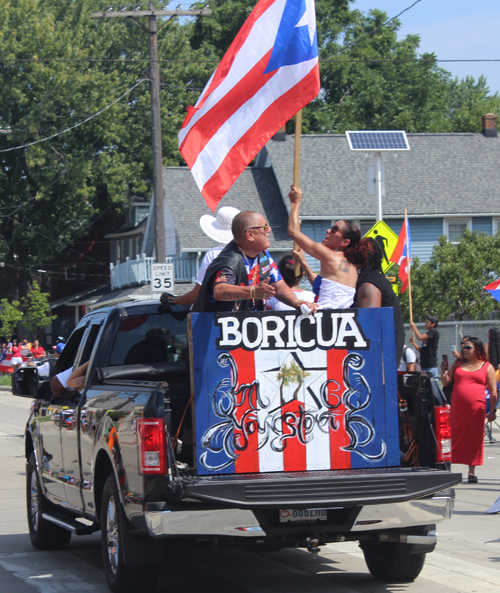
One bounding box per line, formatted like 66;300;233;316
11;340;23;370
31;340;45;358
410;315;440;377
441;337;498;483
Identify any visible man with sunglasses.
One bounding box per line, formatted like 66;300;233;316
410;315;440;377
193;211;318;313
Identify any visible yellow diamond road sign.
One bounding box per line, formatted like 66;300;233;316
364;221;399;273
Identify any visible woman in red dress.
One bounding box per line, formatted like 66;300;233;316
441;337;498;483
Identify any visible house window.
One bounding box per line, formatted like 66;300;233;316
135;206;149;226
359;219;376;236
493;219;500;235
444;219;471;243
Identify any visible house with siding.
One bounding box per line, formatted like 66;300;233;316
139;113;500;281
262;113;500;267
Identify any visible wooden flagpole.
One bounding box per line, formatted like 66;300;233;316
404;209;414;331
293;110;302;275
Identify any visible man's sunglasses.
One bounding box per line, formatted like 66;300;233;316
246;223;271;233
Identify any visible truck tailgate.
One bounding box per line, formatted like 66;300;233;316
181;467;462;507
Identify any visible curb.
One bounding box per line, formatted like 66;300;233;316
0;386;12;392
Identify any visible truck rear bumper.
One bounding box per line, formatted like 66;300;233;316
144;491;455;538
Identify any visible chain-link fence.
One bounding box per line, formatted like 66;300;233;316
404;320;500;364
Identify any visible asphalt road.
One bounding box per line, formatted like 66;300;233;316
1;390;500;593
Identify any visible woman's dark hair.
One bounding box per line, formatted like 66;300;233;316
277;252;303;288
488;327;500;369
349;238;382;280
460;337;487;363
342;221;362;262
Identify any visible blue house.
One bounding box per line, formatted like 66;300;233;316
103;113;500;299
262;113;500;266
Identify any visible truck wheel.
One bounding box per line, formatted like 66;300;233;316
101;474;161;593
26;453;72;550
361;541;426;582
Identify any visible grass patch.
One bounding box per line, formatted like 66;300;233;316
0;374;12;387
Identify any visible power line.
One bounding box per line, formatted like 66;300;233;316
3;57;500;64
0;78;148;153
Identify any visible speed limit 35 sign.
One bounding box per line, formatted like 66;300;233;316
151;260;175;293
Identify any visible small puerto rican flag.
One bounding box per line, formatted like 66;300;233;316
390;217;411;293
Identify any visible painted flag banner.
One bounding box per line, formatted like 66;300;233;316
390;217;411;292
191;309;399;476
179;0;321;211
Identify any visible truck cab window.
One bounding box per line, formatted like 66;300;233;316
56;327;86;373
108;313;188;367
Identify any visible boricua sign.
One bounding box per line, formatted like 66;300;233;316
190;308;399;476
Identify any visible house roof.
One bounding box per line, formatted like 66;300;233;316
162;166;292;253
264;132;500;219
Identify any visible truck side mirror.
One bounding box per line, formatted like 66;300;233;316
12;366;40;399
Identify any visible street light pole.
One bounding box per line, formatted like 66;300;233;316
375;152;383;222
92;4;211;264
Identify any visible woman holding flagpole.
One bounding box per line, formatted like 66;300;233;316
287;186;360;309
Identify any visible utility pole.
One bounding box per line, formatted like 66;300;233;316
92;3;211;263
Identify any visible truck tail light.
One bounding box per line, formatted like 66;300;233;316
137;419;167;475
434;406;452;463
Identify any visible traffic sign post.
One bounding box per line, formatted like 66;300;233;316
363;221;399;274
151;260;175;293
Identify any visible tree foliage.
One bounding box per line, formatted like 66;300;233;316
399;231;500;322
20;283;57;340
0;298;23;341
0;0;213;299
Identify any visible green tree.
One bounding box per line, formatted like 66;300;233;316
448;75;500;133
19;283;57;341
0;298;23;341
399;231;500;322
0;0;213;299
310;7;452;134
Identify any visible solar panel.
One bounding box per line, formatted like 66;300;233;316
346;131;410;151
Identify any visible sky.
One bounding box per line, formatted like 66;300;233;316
352;0;500;95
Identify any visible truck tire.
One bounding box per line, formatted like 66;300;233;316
101;473;161;593
361;541;426;582
26;453;72;550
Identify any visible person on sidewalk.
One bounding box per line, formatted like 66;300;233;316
441;337;498;483
410;315;440;377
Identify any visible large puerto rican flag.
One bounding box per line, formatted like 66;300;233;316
390;217;412;293
191;310;400;476
178;0;321;211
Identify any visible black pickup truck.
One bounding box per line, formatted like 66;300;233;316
12;300;461;593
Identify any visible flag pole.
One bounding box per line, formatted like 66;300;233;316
293;110;302;275
404;209;414;331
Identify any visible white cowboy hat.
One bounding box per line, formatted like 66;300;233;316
199;206;240;244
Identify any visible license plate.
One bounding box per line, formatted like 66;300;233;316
279;509;327;523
